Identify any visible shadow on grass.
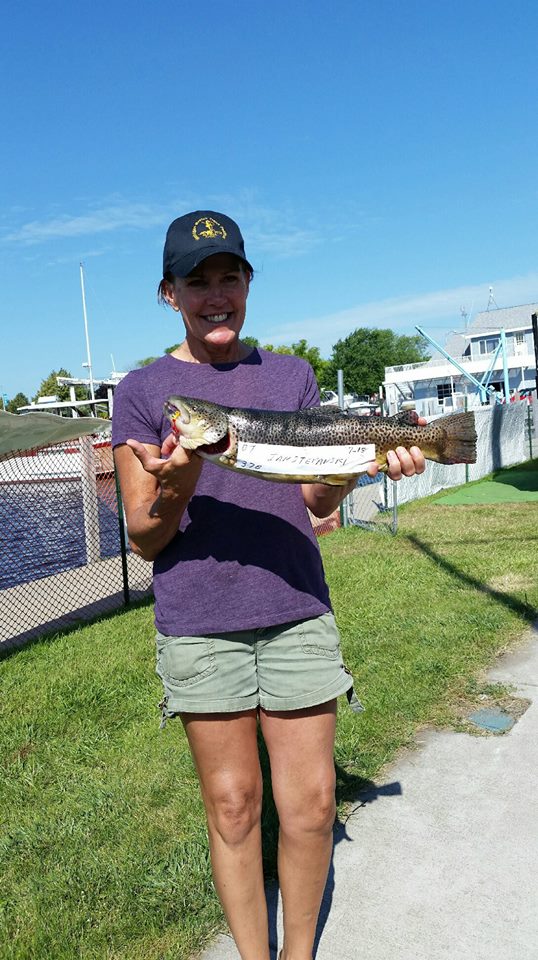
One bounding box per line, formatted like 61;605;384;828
0;594;154;662
258;725;403;958
492;469;538;491
406;534;536;622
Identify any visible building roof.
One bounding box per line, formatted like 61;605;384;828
426;302;537;364
464;302;538;336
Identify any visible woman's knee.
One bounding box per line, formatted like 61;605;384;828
278;776;337;838
205;781;263;846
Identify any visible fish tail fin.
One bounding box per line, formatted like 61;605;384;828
435;412;477;464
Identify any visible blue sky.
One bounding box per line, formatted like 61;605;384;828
2;0;537;402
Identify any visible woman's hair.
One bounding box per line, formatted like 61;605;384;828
157;257;254;306
157;272;176;306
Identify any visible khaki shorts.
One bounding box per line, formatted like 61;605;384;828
156;612;362;719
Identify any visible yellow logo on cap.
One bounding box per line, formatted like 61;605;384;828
192;217;227;241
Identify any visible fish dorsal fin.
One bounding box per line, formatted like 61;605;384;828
387;410;420;426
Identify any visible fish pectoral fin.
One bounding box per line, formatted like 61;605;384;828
218;453;237;466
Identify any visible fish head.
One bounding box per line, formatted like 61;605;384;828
164;396;230;451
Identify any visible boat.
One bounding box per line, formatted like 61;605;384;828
0;435;113;485
320;390;377;415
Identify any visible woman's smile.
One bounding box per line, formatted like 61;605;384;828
203;312;231;324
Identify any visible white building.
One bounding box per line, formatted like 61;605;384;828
383;302;537;417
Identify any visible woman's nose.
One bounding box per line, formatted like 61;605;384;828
206;282;226;303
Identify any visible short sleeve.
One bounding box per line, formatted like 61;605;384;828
111;371;162;449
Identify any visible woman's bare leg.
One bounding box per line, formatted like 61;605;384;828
259;701;337;960
182;710;270;960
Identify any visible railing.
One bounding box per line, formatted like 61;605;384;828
386;346;534;375
386;356;474;374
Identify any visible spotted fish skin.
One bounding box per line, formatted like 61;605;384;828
164;396;477;485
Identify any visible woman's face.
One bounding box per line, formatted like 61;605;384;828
166;253;250;360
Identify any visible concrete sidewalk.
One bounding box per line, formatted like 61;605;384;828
202;624;538;960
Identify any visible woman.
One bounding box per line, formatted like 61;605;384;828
112;210;425;960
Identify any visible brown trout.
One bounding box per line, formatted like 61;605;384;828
164;396;477;485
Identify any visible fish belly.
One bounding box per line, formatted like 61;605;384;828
199;451;359;484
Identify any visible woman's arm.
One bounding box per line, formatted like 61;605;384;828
114;435;203;562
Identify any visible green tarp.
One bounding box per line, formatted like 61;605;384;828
0;411;110;457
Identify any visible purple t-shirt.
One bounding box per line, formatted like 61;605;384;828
112;348;332;636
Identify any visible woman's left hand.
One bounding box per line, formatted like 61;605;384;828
366;416;427;480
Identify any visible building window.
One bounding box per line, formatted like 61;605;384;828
436;383;454;405
479;337;500;355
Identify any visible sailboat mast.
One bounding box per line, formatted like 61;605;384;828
79;262;96;404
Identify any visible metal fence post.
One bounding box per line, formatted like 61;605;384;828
528;404;534;461
114;464;130;605
465;394;469;483
337;368;349;528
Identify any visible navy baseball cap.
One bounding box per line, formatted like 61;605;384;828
163;210;253;278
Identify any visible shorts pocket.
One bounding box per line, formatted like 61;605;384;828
156;633;217;686
300;614;341;659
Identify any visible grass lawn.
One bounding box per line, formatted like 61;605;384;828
1;468;537;960
435;457;538;504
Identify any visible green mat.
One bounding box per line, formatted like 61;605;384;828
437;466;538;505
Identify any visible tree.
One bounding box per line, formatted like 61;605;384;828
282;339;330;388
136;344;182;367
136;356;160;367
32;369;91;416
326;328;430;396
33;369;76;403
240;337;330;387
5;392;29;413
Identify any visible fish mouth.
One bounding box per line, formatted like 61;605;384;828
164;400;187;424
197;432;231;455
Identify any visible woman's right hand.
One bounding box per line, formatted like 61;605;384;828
126;433;203;493
114;433;203;561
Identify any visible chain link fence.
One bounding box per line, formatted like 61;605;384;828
0;434;153;652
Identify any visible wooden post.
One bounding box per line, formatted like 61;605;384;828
80;436;100;564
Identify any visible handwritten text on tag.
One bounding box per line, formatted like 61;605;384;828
235;441;376;475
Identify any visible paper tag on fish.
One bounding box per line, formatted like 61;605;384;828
236;441;376;475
